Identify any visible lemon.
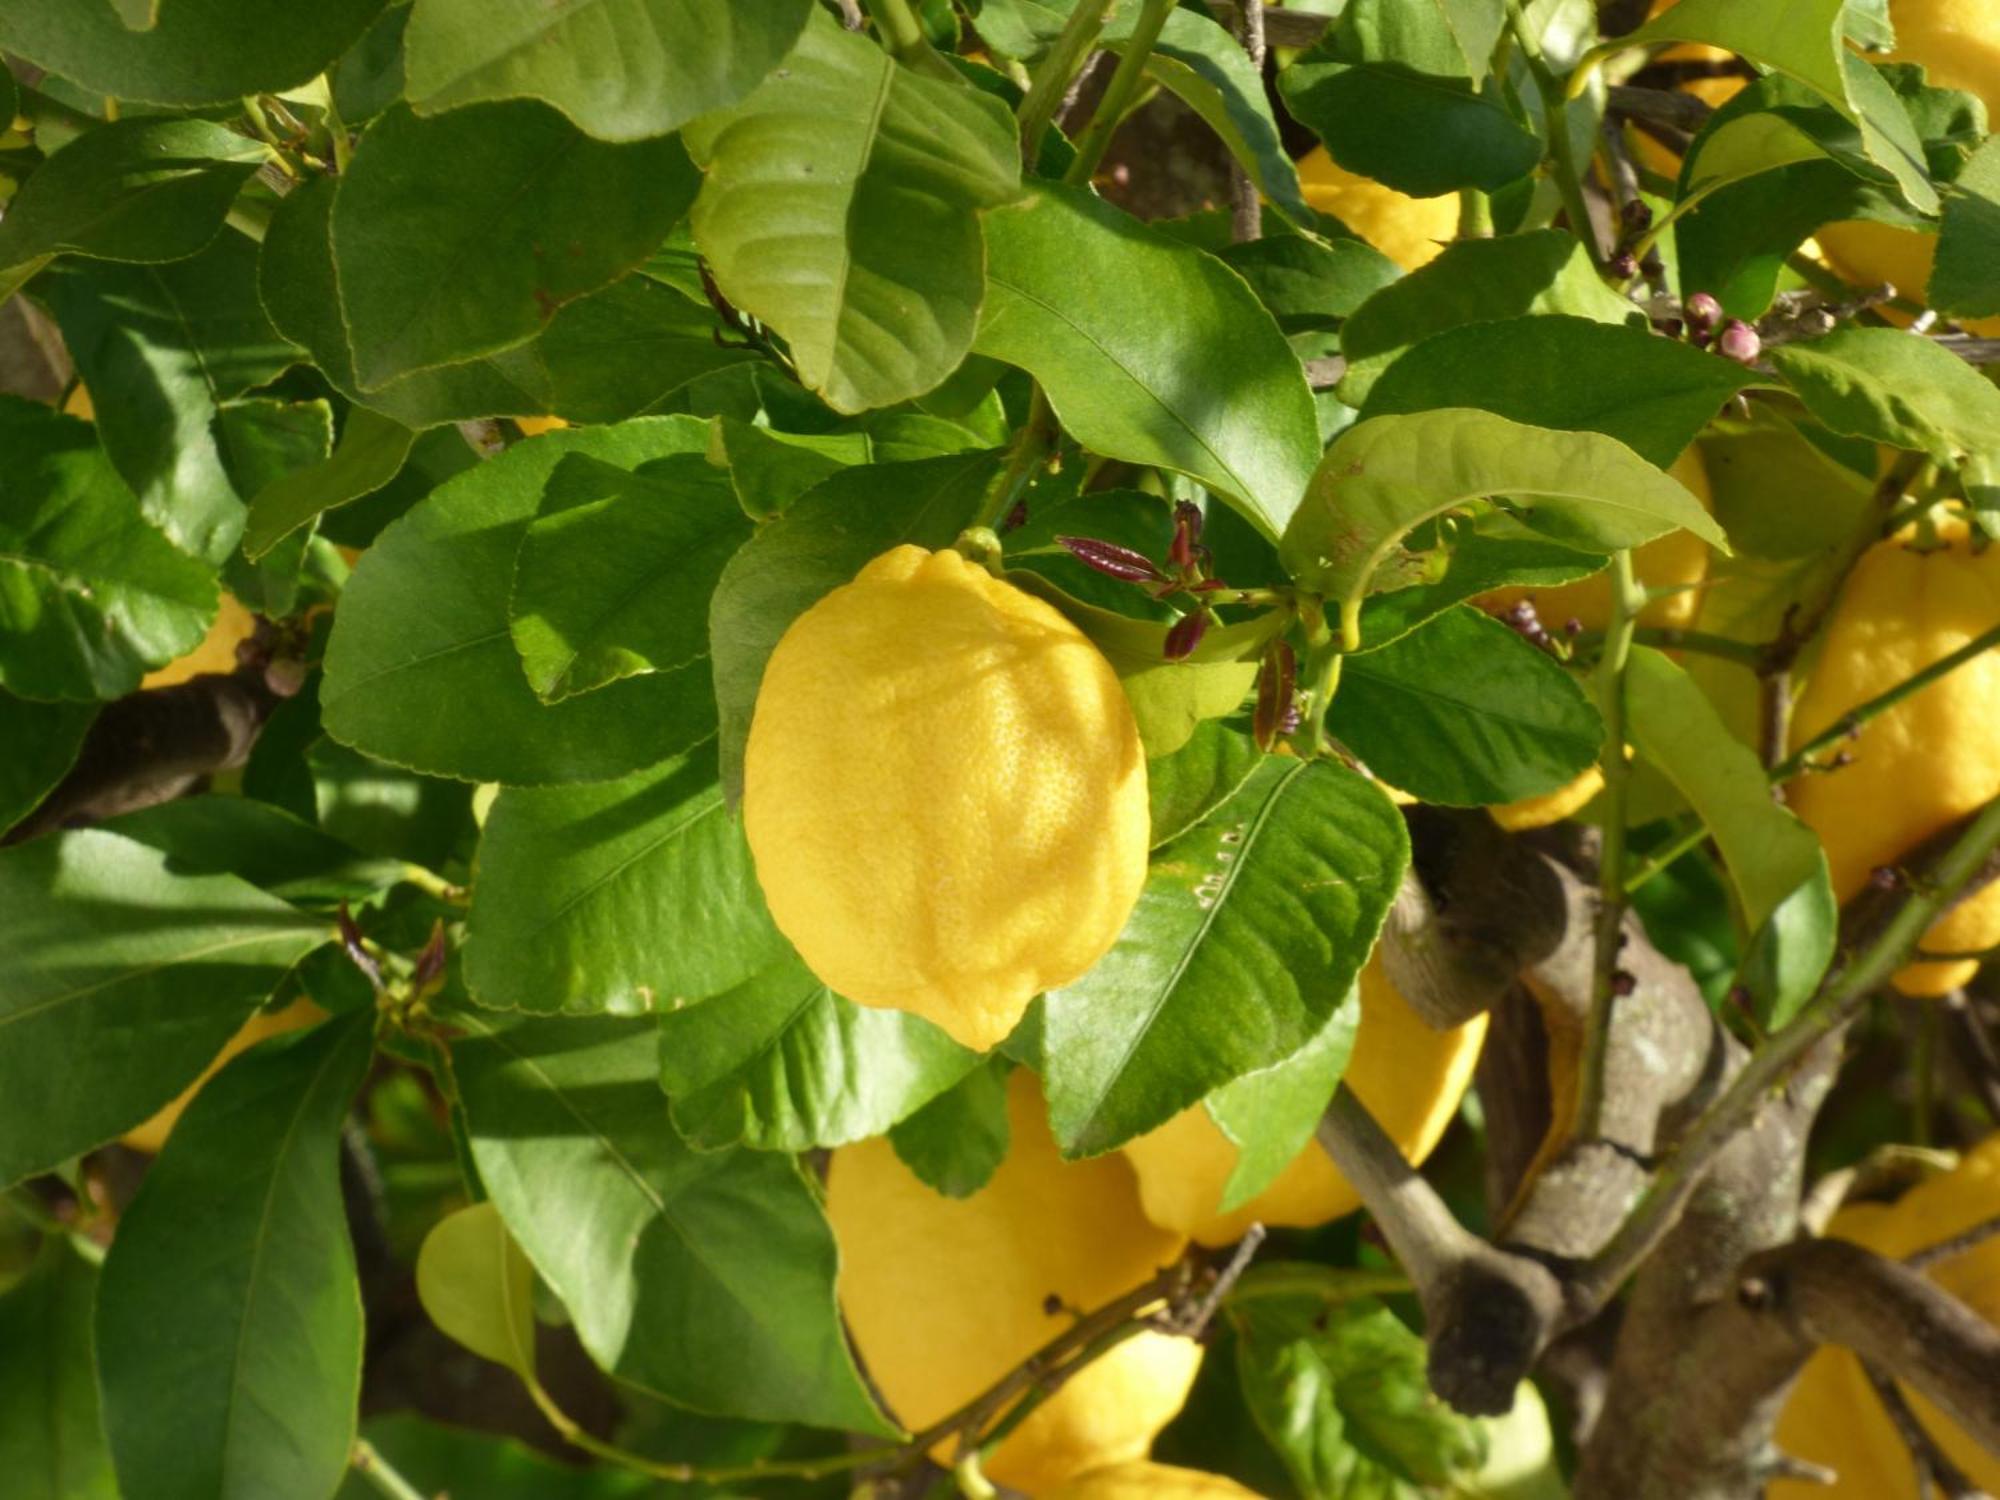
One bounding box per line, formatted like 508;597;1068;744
1817;0;2000;334
1488;768;1606;833
1786;518;2000;996
120;998;326;1153
1120;954;1488;1247
1046;1461;1264;1498
743;545;1149;1052
1297;146;1458;272
141;593;258;688
513;415;568;436
1771;1133;2000;1497
825;1069;1200;1494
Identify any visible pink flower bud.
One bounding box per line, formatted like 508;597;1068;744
1716;318;1761;364
1684;291;1723;338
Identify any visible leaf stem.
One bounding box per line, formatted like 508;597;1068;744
1622;817;1709;896
1576;549;1640;1145
1576;792;2000;1310
1064;0;1176;186
1506;0;1604;269
1018;1;1115;166
975;388;1057;532
349;1440;430;1500
861;0;955;78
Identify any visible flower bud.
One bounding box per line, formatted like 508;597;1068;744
1716;318;1761;364
1684;291;1723;338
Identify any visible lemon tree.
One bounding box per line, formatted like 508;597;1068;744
3;1;2000;1498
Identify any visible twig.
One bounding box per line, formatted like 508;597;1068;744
1771;622;2000;783
1228;0;1266;243
1172;1223;1266;1334
1606;82;1714;133
1861;1362;1990;1500
1577;550;1642;1144
1575;794;2000;1313
1016;0;1114;167
349;1440;431;1500
1759;665;1793;774
1945;990;2000;1127
1508;0;1606;269
1063;0;1175;185
1906;1215;2000;1275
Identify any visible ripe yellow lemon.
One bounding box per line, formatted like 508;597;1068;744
513;415;568;436
141;593;258;688
120;998;327;1153
1046;1461;1264;1498
1771;1133;2000;1497
1120;954;1488;1247
1297;146;1458;272
1817;0;2000;334
1786;518;2000;996
743;545;1148;1052
825;1069;1200;1494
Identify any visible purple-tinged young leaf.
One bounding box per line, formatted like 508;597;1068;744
1164;611;1209;660
1254;639;1297;750
1058;535;1165;581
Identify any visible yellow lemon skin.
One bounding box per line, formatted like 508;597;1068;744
825;1070;1200;1495
119;998;327;1154
1120;955;1489;1247
1772;1134;2000;1498
1479;448;1715;636
1786;520;2000;996
1046;1461;1266;1498
1817;0;2000;334
1489;767;1605;833
743;545;1149;1052
513;415;569;436
1297;146;1458;272
141;593;258;688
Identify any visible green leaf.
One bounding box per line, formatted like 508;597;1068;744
1336;230;1636;405
100;795;406;905
658;955;978;1151
1279;408;1726;645
333;102;699;389
1845;0;1895;50
0;829;328;1186
0;1242;118;1500
415;1202;536;1380
0;117;267;300
1701;408;1877;561
404;0;813;142
1360;315;1759;468
0;0;388;105
1234;1293;1486;1497
0;396;214;701
1932;136;2000;318
1841;50;1940;215
709;450;997;804
332;1413;668;1500
1146;720;1267;848
96;1015;370;1500
320;418;720;784
465;743;789;1014
1219;231;1404;333
46;233;302;564
1330;604;1602;805
1625;648;1835;1026
509;453;750;702
243;407;415;559
979;188;1320;540
709;418;867;518
1353;516;1607;650
1280;50;1540;199
1768;326;2000;464
454;1012;893;1434
888;1055;1012;1198
269;178;758;429
0;690;95;837
685;11;1021;413
1041;757;1408;1156
1605;0;1849;116
1208;994;1358;1213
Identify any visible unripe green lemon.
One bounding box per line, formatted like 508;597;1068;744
743;545;1149;1052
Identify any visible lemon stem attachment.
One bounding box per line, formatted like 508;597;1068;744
954;526;1006;575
